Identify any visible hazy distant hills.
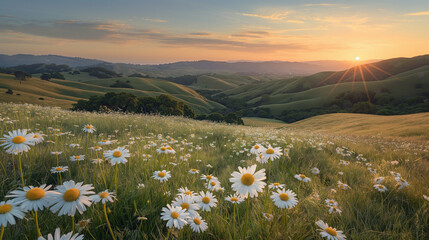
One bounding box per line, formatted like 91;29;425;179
0;54;371;77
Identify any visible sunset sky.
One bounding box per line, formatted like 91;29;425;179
0;0;428;64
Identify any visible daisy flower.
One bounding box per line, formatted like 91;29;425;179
330;189;337;194
38;227;83;240
325;199;338;207
32;133;44;144
91;158;104;164
311;168;320;174
189;169;199;174
82;124;96;133
229;165;266;198
389;171;401;177
75;219;91;233
200;174;217;182
225;194;244;204
328;206;342;215
104;146;130;165
395;177;409;189
374;177;384;184
271;189;298;209
262;212;273;221
166;146;176;154
368;168;377;174
1;129;35;154
90;190;116;204
0;200;25;227
51;151;62;155
156;146;168;154
177;187;196;197
262;145;282;161
250;144;264;154
70;155;85;162
160;204;189;229
187;214;208;233
294;174;311;182
268;182;285;190
152;170;171;182
373;184;388;192
315;220;347;240
50;166;69;173
172;194;200;218
6;185;54;211
206;179;222;191
195;191;217;212
49;180;94;216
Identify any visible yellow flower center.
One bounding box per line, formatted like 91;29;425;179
113;151;122;157
99;192;109;198
0;204;12;214
325;227;337;236
75;156;81;159
273;183;280;186
300;174;306;179
158;172;166;178
181;203;190;210
241;173;255;186
160;147;167;151
94;146;100;149
279;193;289;201
399;178;406;183
265;213;271;218
12;136;26;144
193;218;201;225
56;167;63;171
191;169;197;172
63;188;80;202
171;212;179;219
266;149;274;154
34;134;39;138
184;191;192;195
206;175;212;180
86;125;92;129
378;185;384;189
254;145;259;149
167;147;172;150
202;197;210;204
25;188;45;200
210;181;216;186
231;197;239;202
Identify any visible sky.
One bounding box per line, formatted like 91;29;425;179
0;0;428;64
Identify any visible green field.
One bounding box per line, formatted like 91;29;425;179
0;103;427;239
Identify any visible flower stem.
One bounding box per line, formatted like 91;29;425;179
165;228;171;240
232;204;236;240
0;226;4;240
71;216;75;234
34;211;42;237
18;153;25;186
104;204;116;240
242;197;250;240
114;164;118;193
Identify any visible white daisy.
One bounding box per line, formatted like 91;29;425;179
32;133;45;144
70;155;85;162
177;187;196;197
294;174;311;182
225;193;244;204
152;170;171;182
90;190;116;204
0;200;25;227
187;214;208;233
395;177;409;189
160;204;189;229
325;199;338;207
200;174;218;182
374;177;384;184
50;166;69;174
206;179;222;191
262;212;273;221
189;169;199;174
373;184;388;192
82;124;96;133
195;191;217;212
49;180;94;216
268;182;285;190
38;227;83;240
172;194;200;218
311;168;320;174
229;165;266;198
315;220;347;240
261;145;282;161
250;144;264;155
1;129;35;154
6;184;54;211
271;189;298;209
104;146;130;165
328;206;342;215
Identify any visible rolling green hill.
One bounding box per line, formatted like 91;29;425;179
0;73;224;113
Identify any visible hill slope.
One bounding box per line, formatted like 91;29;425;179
0;73;224;113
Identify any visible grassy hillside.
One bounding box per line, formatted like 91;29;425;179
218;63;429;115
0;73;224;113
0;103;427;239
286;112;429;142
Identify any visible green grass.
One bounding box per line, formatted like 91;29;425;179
0;74;224;114
0;103;427;239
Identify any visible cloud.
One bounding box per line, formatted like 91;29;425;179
141;17;167;23
0;17;309;53
406;11;429;16
304;4;337;7
240;12;289;20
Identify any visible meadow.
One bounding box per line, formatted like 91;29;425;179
0;103;428;239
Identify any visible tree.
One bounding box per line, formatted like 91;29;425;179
352;102;376;114
6;89;13;94
40;73;51;81
207;112;224;122
14;71;31;82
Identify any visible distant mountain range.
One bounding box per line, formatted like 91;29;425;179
0;54;376;77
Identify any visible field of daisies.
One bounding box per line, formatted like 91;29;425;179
0;103;428;240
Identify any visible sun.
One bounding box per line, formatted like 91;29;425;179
355;56;360;61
